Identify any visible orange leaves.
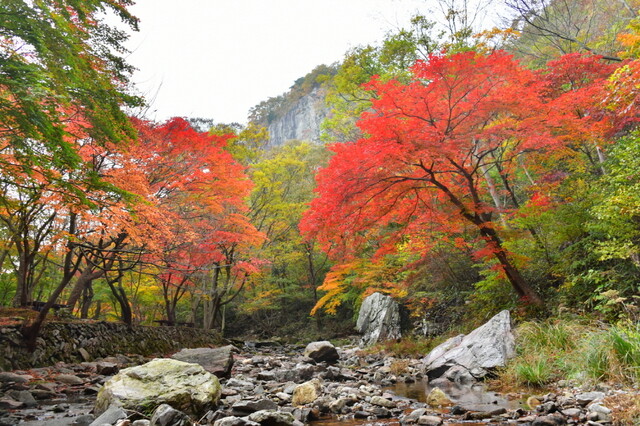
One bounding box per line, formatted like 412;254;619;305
130;117;264;290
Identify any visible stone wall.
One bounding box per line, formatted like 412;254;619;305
0;321;221;371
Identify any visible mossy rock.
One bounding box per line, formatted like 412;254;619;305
95;358;221;417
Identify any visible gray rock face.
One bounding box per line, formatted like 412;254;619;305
171;345;236;378
356;292;402;347
303;341;339;364
94;358;221;417
423;310;515;381
267;87;328;146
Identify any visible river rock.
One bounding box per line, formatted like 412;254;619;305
576;391;605;406
171;345;236;378
426;387;452;407
7;390;37;407
56;374;84;385
247;410;295;426
89;405;127;426
356;292;401;346
370;395;396;408
232;399;278;415
150;404;192;426
303;341;339;364
0;372;32;384
418;415;443;425
423;310;515;381
94;358;221;417
214;416;259;426
292;379;322;406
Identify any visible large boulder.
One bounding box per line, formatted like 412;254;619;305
95;358;221;417
356;292;402;346
171;345;236;378
303;341;339;364
423;310;515;382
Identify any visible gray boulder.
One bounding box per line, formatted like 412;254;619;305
423;310;515;381
171;345;236;378
303;341;338;364
356;292;401;346
94;358;221;418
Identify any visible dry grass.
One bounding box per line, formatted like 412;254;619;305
605;392;640;425
389;359;410;375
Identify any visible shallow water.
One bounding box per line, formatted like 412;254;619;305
309;379;523;425
387;379;524;412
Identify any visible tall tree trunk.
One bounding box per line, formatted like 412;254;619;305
22;213;80;348
67;268;103;312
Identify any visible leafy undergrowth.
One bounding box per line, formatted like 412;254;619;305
0;307;74;326
497;318;640;389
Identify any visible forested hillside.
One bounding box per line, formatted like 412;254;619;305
2;0;640;357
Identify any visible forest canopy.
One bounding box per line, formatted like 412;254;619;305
1;0;640;343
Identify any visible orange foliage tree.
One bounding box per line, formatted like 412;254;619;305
132;118;265;329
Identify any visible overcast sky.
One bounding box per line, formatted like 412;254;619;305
124;0;447;124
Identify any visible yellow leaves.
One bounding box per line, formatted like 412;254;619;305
311;254;410;316
473;28;521;54
618;16;640;59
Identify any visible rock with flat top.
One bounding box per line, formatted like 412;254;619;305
171;345;236;378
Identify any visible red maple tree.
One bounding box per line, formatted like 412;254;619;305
302;51;563;306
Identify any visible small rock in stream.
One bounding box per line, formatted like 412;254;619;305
150;403;192;426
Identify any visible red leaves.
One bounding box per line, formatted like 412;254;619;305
302;50;628;305
302;51;550;260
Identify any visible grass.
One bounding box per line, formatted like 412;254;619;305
499;319;640;389
364;336;437;358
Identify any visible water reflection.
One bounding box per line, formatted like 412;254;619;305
388;379;523;412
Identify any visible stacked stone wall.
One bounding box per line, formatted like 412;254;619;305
0;321;221;370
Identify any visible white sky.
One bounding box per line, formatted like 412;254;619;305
124;0;503;124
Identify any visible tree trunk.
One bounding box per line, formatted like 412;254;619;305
480;226;544;306
80;282;94;319
67;268;103;312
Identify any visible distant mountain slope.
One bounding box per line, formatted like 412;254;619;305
249;65;335;146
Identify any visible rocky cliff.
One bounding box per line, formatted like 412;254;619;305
267;86;329;146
